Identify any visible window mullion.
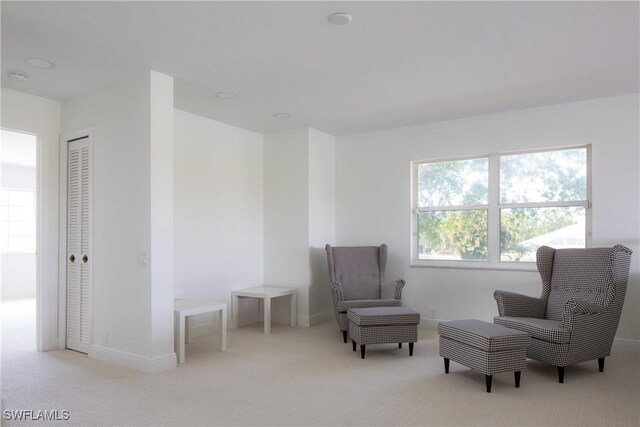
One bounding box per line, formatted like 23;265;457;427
498;200;589;209
488;154;500;266
417;204;488;212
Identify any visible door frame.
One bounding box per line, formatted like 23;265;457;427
58;128;93;350
1;127;43;350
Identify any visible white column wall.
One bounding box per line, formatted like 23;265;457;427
149;71;176;361
263;128;311;324
263;127;336;327
62;72;152;359
308;128;335;324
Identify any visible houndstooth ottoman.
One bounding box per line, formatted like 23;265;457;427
348;307;420;359
438;319;531;393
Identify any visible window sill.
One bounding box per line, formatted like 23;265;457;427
410;260;537;272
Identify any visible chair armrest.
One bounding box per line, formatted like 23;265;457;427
330;282;344;303
381;279;405;300
561;300;607;328
493;290;546;318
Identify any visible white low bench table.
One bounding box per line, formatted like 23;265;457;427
231;286;297;334
174;299;227;364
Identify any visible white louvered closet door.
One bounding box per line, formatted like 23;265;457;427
66;136;92;353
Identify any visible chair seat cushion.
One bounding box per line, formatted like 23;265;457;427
348;306;420;326
337;298;401;312
438;319;530;352
494;316;570;344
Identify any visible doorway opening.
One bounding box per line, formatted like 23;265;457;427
1;129;38;355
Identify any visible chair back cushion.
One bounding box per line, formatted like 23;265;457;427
546;247;619;321
326;245;385;300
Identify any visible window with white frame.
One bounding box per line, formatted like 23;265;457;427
412;146;590;268
1;129;37;254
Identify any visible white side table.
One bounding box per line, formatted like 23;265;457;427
174;299;227;364
231;286;297;334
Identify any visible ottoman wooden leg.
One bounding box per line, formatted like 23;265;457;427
409;342;414;356
514;371;521;388
398;343;402;349
352;340;357;352
360;345;366;359
485;375;492;393
342;330;348;343
558;366;565;384
444;358;450;373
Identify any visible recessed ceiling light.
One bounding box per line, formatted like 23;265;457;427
328;13;352;25
273;113;291;119
215;91;237;99
24;57;56;69
8;70;29;81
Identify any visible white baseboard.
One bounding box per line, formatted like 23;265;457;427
298;310;333;327
89;345;176;373
613;338;640;353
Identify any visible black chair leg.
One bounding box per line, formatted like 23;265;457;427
342;330;347;343
558;366;565;383
398;343;402;349
409;342;414;356
444;358;450;373
352;339;357;352
360;345;366;359
514;371;521;388
485;375;492;393
598;357;605;372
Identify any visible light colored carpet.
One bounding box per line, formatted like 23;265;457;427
1;299;639;426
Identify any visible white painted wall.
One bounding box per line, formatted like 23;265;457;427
62;71;177;371
1;88;61;350
308;128;335;322
2;254;36;299
263;129;311;324
173;109;264;331
263;128;336;326
335;94;640;345
2;164;36;190
149;71;175;360
1;164;37;300
63;72;152;360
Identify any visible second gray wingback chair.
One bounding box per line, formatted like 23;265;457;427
494;245;632;383
325;244;406;342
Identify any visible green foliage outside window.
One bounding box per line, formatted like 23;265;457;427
417;148;587;262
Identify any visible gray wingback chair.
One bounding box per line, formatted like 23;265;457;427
326;244;406;343
494;245;632;383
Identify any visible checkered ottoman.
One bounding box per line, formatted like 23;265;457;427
348;307;420;359
438;319;531;393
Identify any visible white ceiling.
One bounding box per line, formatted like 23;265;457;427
2;1;638;136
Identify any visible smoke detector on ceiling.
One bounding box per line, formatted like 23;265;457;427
24;57;56;69
328;13;352;25
8;70;29;80
216;91;237;99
